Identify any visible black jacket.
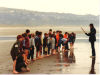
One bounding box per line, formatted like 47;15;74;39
10;41;20;61
43;37;48;47
85;28;96;42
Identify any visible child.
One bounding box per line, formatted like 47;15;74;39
10;35;30;74
51;34;56;54
43;33;48;55
47;34;52;55
38;32;43;58
28;34;35;61
16;52;30;72
64;32;69;51
58;31;63;52
56;31;60;52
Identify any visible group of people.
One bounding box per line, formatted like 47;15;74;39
10;23;96;74
10;29;76;74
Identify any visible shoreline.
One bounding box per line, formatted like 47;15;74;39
0;26;99;36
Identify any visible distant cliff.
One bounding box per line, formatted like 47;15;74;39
0;7;99;26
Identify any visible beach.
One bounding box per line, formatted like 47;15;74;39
0;26;99;36
0;26;99;74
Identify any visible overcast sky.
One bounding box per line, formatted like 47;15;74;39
0;0;99;15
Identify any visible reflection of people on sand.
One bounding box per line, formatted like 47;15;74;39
68;48;76;63
82;23;96;58
89;58;96;74
55;45;76;67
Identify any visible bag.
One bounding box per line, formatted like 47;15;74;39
45;46;48;52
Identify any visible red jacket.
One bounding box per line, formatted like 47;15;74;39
25;37;30;49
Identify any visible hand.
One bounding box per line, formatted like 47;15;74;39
30;48;32;50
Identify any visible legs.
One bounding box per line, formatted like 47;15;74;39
90;42;96;56
65;42;69;51
30;46;34;60
13;60;19;74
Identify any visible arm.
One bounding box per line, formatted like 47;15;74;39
85;33;90;36
35;38;38;46
85;28;96;36
33;39;35;47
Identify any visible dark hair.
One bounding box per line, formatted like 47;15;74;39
35;31;39;36
38;32;42;36
17;35;23;40
65;32;68;34
49;29;52;31
44;33;47;36
59;31;62;33
53;31;55;33
26;29;30;33
90;23;94;28
40;32;42;35
22;33;27;37
56;30;59;33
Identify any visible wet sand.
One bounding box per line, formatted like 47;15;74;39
0;38;99;74
0;26;99;74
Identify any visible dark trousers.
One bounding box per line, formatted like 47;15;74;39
28;46;34;59
65;42;69;50
90;42;96;56
47;43;51;54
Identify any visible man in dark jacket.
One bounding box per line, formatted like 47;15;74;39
43;33;48;54
85;23;96;58
11;35;30;74
10;35;23;74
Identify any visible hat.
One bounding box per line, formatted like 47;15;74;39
17;35;23;40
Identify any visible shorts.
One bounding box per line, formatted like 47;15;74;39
58;42;62;47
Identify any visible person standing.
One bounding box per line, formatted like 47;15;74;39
28;34;35;61
24;29;30;64
35;31;39;59
51;34;55;54
56;31;60;52
48;29;52;36
58;31;63;52
47;35;52;55
43;33;48;55
85;23;96;58
63;32;69;51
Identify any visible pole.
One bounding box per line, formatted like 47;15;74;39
81;27;86;33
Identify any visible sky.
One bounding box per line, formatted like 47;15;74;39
0;0;99;15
